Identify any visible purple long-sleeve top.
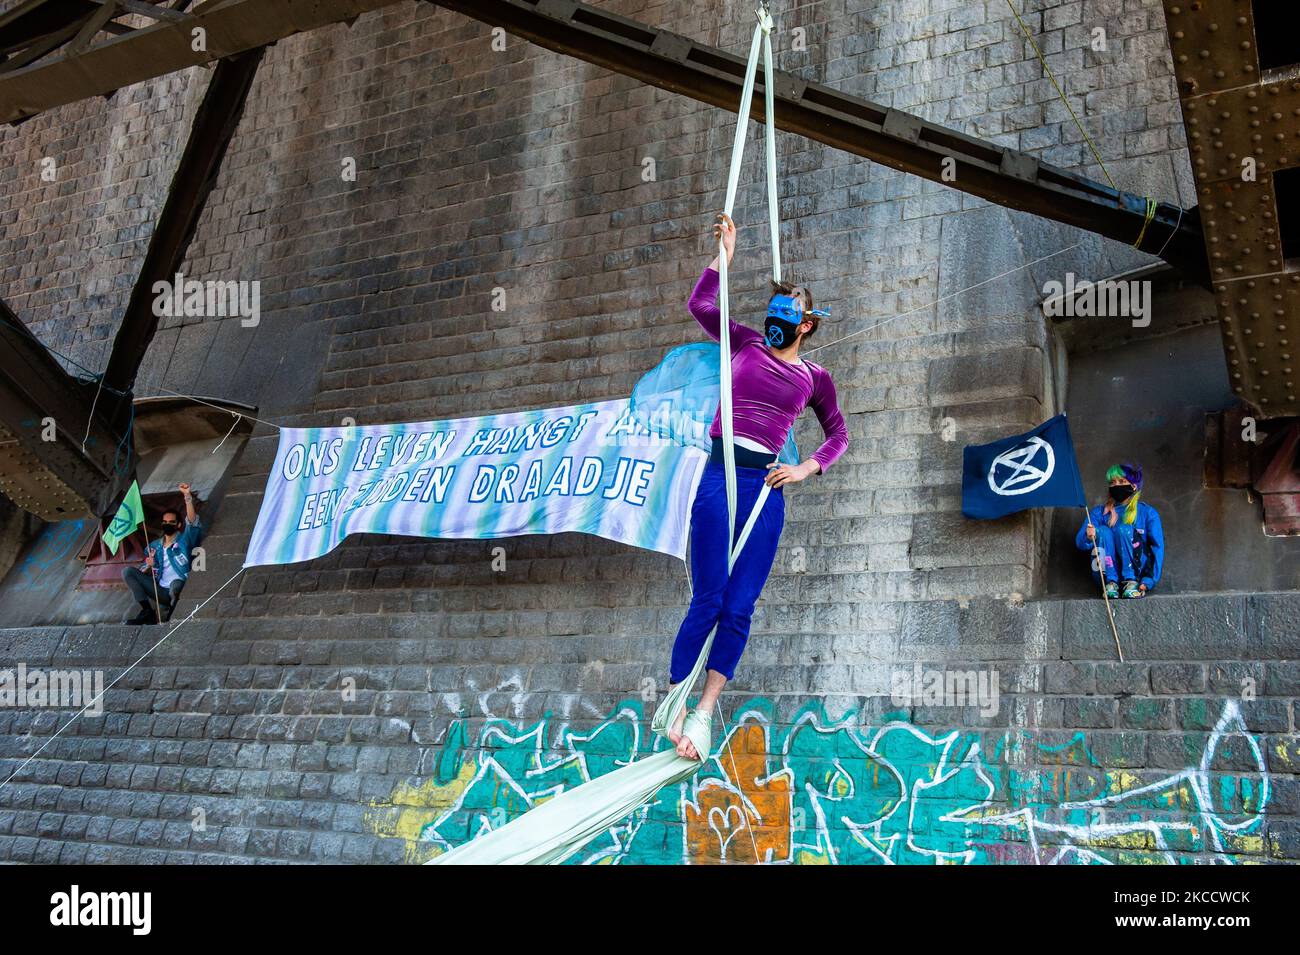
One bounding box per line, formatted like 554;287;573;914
688;266;849;473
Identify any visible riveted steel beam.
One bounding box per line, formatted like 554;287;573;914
0;0;403;124
0;298;127;521
2;0;1209;280
1165;0;1300;416
0;47;263;523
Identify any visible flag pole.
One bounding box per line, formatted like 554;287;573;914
1085;508;1124;662
139;517;163;625
1067;413;1123;662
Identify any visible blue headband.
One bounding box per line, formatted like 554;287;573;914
766;294;831;322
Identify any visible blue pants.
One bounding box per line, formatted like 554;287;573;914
669;460;784;682
1089;522;1138;584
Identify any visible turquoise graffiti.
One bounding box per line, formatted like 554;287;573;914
363;698;1271;864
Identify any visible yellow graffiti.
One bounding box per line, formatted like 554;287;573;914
363;760;478;864
1272;740;1294;768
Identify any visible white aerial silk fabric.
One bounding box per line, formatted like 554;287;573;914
429;7;781;866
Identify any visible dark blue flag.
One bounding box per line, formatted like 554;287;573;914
962;414;1086;519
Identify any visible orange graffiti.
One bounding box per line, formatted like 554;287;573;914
684;722;792;864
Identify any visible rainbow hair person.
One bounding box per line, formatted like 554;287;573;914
1104;462;1142;526
1078;460;1163;596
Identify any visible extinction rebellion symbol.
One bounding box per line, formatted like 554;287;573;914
987;436;1055;496
107;504;138;539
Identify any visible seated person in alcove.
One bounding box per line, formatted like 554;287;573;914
1076;463;1165;598
122;483;204;624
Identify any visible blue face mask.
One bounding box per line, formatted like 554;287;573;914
765;294;829;348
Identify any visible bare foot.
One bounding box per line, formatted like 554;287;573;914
667;706;686;747
666;708;700;760
676;733;699;761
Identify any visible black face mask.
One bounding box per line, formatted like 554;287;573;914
764;294;805;349
160;521;180;533
1108;485;1134;504
764;315;802;349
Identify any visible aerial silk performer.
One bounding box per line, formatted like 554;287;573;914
655;215;848;760
428;4;847;865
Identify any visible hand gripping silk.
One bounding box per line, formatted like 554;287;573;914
428;7;781;866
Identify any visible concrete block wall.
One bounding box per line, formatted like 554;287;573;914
1;1;1293;863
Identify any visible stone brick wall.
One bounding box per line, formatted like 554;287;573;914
1;592;1294;863
1;0;1294;863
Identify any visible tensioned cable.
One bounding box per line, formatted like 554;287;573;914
1004;0;1165;251
0;566;247;791
806;242;1082;355
1005;0;1116;192
0;309;281;426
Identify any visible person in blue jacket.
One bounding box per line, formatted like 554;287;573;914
1076;463;1164;598
122;483;204;625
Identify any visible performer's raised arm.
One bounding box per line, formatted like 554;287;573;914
688;213;761;351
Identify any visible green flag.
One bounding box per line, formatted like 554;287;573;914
102;480;145;556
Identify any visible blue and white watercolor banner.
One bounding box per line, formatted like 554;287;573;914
243;399;707;567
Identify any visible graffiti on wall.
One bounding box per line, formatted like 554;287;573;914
364;698;1270;864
